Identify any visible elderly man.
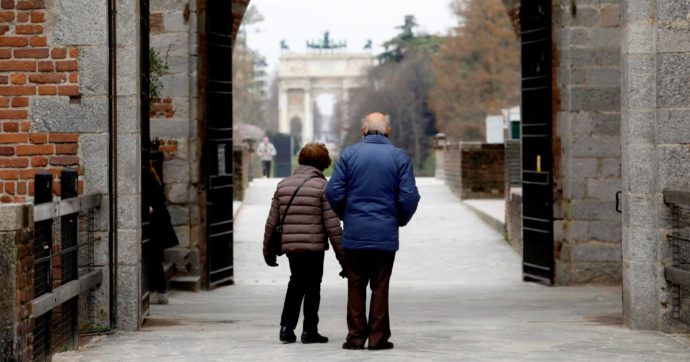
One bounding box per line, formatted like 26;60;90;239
326;112;420;350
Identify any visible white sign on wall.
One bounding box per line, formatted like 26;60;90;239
485;115;504;144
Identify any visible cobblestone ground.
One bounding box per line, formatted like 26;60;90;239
56;178;690;361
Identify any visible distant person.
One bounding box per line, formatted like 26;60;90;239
326;112;420;351
257;136;277;177
263;143;347;344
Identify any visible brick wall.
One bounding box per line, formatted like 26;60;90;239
442;142;505;199
0;0;82;203
552;0;623;285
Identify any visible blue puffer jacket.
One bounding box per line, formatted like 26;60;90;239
326;135;420;251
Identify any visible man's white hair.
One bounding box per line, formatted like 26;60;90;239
361;114;391;135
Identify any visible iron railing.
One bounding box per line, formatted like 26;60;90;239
664;190;690;326
31;172;102;361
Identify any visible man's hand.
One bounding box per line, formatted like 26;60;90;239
264;255;278;267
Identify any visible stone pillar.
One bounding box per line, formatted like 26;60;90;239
278;86;289;134
621;0;690;331
115;0;143;331
303;84;314;143
0;204;33;361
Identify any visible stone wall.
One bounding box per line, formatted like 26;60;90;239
620;0;690;332
0;204;32;361
552;0;623;285
442;142;505;200
149;0;202;253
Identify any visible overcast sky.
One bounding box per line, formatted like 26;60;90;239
243;0;458;73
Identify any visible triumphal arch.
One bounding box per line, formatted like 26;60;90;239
277;34;374;145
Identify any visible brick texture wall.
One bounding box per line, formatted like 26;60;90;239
14;225;32;360
0;0;82;203
442;142;505;200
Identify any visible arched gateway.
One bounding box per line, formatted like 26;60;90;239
277;51;374;144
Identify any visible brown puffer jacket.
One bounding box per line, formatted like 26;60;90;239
263;165;344;262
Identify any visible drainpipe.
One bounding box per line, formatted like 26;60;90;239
107;0;118;330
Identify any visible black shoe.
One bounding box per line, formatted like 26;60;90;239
368;341;394;350
279;326;296;343
342;341;365;350
301;331;328;344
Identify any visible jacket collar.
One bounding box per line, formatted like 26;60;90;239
294;164;325;178
362;135;391;144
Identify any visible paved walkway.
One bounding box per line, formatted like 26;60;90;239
56;178;690;361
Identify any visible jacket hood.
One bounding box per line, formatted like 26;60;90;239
294;164;325;178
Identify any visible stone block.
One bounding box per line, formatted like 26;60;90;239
657;28;690;54
564;220;590;242
32;97;109;133
620;0;656;23
585;68;621;88
657;0;688;21
117;134;141;195
570;157;599;178
116;96;140;135
79;46;109;96
622;23;656;54
570;48;621;68
165;183;189;203
621;54;656;109
622;226;659;263
570;8;600;27
624;193;660;229
657;54;690;108
91;266;110;326
601;158;621;178
622;261;658;329
625;144;656;193
656;110;690;144
564;241;622;262
600;6;621;27
571;136;621;157
117;195;141;230
161;74;190;98
174;225;190;248
151;119;190;138
569;87;620;112
53;0;108;46
163;159;190;184
622;110;655;145
117;46;139;96
117;229;141;265
571;199;620;222
163;11;188;33
116;0;138;46
0;204;30;232
168;205;190;225
116;264;141;331
657;144;690;190
150;0;189;11
590;220;622;243
151;33;189;57
175;138;189;160
79;133;109;194
586;178;620;201
165;54;191;75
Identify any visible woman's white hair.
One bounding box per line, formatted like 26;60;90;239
361;113;391;136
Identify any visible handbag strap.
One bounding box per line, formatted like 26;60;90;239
278;176;319;227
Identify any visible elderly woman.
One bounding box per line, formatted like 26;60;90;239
263;143;345;344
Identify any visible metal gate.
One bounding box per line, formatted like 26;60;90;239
205;0;234;287
520;0;554;284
